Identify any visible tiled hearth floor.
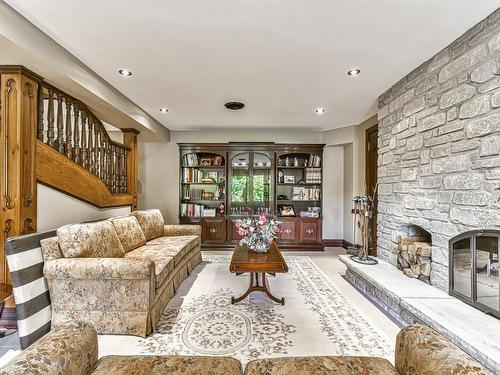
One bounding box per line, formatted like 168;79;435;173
0;248;399;359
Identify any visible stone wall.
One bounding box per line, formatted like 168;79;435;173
377;8;500;291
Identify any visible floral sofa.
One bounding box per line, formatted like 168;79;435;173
1;321;491;374
40;209;202;336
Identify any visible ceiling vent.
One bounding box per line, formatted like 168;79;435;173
224;102;245;110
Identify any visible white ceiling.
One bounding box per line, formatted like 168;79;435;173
3;0;500;131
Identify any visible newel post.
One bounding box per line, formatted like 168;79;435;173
122;128;139;210
0;66;41;286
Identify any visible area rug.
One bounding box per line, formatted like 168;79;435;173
98;255;394;365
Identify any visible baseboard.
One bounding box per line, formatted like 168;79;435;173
322;239;353;249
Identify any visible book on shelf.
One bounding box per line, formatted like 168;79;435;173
181;203;220;218
292;187;321;201
182;169;220;183
183;153;199;166
304;167;321;183
307;154;321;168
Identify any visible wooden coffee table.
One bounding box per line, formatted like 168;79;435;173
229;241;288;305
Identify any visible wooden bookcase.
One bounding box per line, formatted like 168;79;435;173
178;143;324;250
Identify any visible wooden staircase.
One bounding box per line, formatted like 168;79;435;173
0;66;140;286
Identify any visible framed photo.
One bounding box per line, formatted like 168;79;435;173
284;175;295;184
213;156;223;166
278;204;296;217
200;158;212;166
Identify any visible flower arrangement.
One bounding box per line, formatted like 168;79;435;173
236;214;281;253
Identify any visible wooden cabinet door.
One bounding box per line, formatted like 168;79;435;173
202;218;226;243
299;219;321;243
278;218;297;242
227;219;243;242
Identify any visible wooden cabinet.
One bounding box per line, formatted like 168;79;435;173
179;143;325;251
201;218;226;243
299;218;322;243
227;219;243;242
278;218;297;242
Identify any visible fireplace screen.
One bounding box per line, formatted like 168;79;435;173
450;231;499;318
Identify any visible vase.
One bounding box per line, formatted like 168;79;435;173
249;240;270;253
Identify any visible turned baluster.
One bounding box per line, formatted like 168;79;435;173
88;120;94;174
119;148;124;193
56;94;65;153
99;131;106;180
37;85;44;141
94;125;100;177
123;150;128;193
81;111;88;168
65;99;73;160
47;89;55;147
73;104;81;164
106;142;112;190
111;145;117;193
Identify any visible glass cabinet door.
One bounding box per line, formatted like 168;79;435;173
230;153;250;214
229;151;273;217
252;153;272;215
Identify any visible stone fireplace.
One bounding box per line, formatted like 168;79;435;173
376;9;500;293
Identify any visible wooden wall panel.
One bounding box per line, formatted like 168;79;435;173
0;68;39;286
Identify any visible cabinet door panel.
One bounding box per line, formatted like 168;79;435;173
278;219;297;242
227;219;243;242
299;219;321;243
202;219;226;243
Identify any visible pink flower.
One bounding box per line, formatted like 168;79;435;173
258;214;267;225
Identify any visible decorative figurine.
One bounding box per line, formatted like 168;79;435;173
285;157;290;167
294;157;299;167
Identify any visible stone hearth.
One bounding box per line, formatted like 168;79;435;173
376;9;500;292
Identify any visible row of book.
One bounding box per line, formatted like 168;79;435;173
181;203;218;218
183;154;200;166
292;187;321;201
182;169;220;183
183;187;205;200
307;154;321;168
304;168;322;184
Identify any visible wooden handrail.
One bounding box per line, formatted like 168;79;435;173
37;82;130;194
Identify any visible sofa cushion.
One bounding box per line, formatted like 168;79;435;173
110;216;147;253
124;246;174;288
57;221;124;258
132;209;165;241
92;355;242;375
245;356;398;375
146;236;198;265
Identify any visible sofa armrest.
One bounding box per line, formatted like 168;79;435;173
395;325;491;375
0;321;97;375
44;257;154;280
164;224;201;237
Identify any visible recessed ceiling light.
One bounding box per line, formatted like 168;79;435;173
118;69;132;76
347;68;361;76
225;102;245;110
160;107;168;113
316;107;326;114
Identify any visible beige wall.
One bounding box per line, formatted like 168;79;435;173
138;119;377;242
37;184;131;231
138;129;323;224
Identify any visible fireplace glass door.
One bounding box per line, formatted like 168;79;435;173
450;231;499;318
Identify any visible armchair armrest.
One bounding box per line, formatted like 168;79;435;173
0;321;97;375
395;325;490;375
164;224;201;237
44;257;154;280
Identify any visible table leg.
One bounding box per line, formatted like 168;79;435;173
231;272;285;305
